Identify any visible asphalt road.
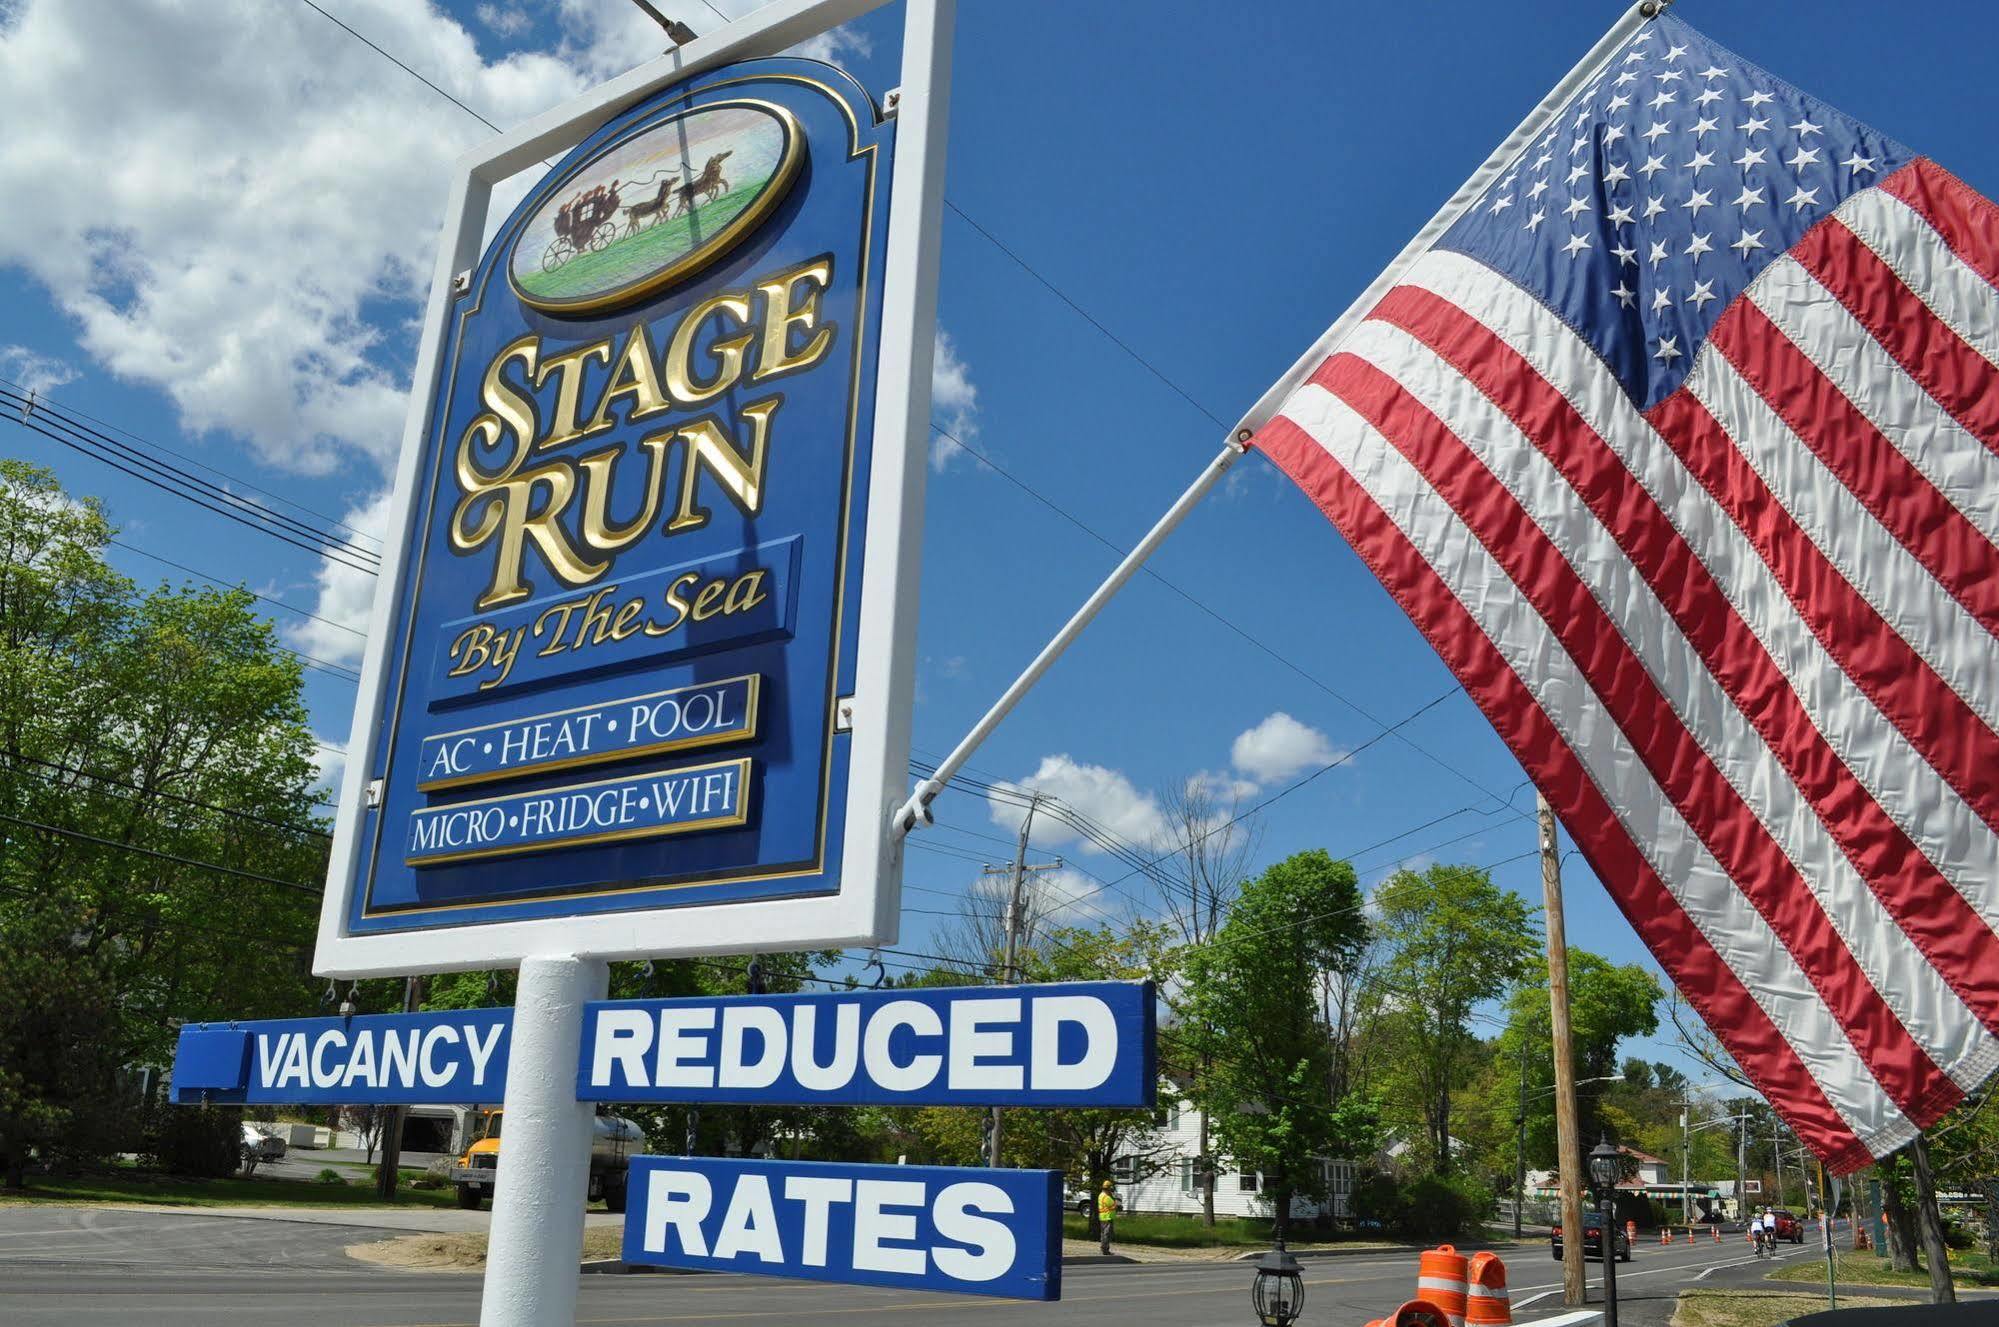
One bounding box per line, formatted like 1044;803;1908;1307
0;1207;1858;1327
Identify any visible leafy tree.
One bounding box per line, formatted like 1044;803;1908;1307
1180;850;1373;1243
1373;863;1540;1174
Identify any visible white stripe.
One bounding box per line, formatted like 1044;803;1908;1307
1684;351;1999;734
1339;318;1999;1091
1395;248;1999;947
1837;189;1999;375
1279;380;1912;1155
1744;256;1999;547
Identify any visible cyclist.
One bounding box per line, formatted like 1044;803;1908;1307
1749;1207;1773;1256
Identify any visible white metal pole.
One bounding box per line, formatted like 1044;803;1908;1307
895;439;1245;832
478;955;609;1327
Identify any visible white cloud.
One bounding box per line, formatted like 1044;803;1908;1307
475;4;531;39
312;739;348;797
0;344;78;396
928;326;979;471
987;755;1169;855
1187;768;1260;802
1230;711;1345;785
288;490;391;666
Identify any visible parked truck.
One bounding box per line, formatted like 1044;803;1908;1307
449;1107;646;1212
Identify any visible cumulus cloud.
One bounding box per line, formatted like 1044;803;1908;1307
928;327;979;470
1187;769;1260;802
288;490;391;666
312;739;348;798
475;4;531;39
1230;711;1345;785
0;344;78;396
987;755;1169;854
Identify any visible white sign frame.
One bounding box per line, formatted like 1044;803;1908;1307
314;0;951;978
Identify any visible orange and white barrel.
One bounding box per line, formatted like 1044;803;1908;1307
1464;1251;1511;1326
1390;1299;1458;1327
1415;1244;1469;1327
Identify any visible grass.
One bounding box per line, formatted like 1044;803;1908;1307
1672;1289;1896;1327
1767;1244;1999;1290
0;1168;456;1209
513;178;771;301
1062;1213;1285;1248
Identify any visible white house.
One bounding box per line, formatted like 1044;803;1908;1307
1113;1098;1361;1221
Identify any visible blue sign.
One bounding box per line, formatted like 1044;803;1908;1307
577;981;1155;1106
622;1157;1061;1300
169;1011;512;1104
334;56;899;935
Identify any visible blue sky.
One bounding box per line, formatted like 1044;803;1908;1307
7;0;1997;1090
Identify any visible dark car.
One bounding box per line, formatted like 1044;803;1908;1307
1552;1215;1632;1262
1768;1209;1806;1244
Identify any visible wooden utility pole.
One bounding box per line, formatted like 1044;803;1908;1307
375;974;423;1201
985;794;1048;1169
1539;793;1588;1308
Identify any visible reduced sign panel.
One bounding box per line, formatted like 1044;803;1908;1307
315;52;924;972
624;1157;1061;1300
577;980;1156;1106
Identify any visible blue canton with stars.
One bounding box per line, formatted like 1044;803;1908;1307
1440;14;1912;410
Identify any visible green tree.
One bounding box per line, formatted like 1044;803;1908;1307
1374;863;1539;1174
1180;850;1374;1243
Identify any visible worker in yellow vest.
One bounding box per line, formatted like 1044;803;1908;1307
1097;1179;1118;1254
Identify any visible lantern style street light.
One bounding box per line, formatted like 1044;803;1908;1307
1589;1136;1624;1327
1251;1244;1305;1327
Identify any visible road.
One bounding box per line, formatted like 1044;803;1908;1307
0;1207;1853;1326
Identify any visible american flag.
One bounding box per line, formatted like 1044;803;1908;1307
1250;12;1999;1172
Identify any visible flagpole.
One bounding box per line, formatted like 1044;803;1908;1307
893;436;1246;834
1229;0;1671;439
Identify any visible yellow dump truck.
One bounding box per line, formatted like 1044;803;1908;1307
448;1107;646;1212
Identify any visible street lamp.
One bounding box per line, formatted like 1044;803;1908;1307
1251;1247;1305;1327
1588;1136;1623;1327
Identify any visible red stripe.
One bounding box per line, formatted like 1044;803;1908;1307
1317;349;1957;1121
1366;284;1999;1067
1879;158;1999;297
1792;211;1999;453
1371;281;1999;868
1709;296;1999;639
1253;411;1875;1174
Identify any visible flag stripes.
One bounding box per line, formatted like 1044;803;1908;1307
1253;180;1999;1163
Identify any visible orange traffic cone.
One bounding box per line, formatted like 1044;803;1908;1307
1712;1225;1721;1243
1416;1244;1469;1327
1465;1251;1512;1326
1625;1219;1637;1246
1388;1300;1458;1327
1660;1226;1672;1244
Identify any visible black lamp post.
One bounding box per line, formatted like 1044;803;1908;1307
1251;1246;1305;1327
1589;1136;1623;1327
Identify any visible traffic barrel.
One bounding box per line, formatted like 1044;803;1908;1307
1465;1251;1511;1326
1415;1244;1469;1327
1660;1226;1672;1244
1625;1219;1637;1245
1386;1299;1458;1327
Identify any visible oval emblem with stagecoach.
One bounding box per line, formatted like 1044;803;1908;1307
509;100;803;315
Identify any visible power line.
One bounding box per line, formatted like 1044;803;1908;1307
0;811;323;897
111;539;368;638
293;0;501;133
0;374;384;550
6;752;333;841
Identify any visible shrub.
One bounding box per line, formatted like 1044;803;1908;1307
1353;1173;1490;1238
141;1104;242;1178
314;1168;345;1185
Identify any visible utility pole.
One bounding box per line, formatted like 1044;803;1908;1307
1538;794;1587;1309
1737;1112;1749;1223
1680;1101;1693;1225
1514;1036;1530;1237
984;794;1062;1169
376;975;422;1201
1773;1120;1788;1208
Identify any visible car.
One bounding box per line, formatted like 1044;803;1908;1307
1063;1185;1093;1217
1768;1209;1805;1244
1552;1215;1632;1262
240;1124;286;1161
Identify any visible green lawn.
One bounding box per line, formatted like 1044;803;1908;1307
513;177;771;302
1063;1212;1280;1247
1768;1245;1999;1290
1673;1289;1896;1327
0;1169;455;1209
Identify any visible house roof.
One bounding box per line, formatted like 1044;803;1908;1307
1620;1145;1667;1165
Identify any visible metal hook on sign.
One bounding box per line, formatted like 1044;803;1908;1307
747;957;766;996
638;958;656;996
863;951;886;990
486;972;501;1000
320;979;339;1007
338;983;358;1019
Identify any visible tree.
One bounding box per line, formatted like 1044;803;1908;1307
1374;863;1540;1174
1180;850;1373;1244
1496;950;1660;1172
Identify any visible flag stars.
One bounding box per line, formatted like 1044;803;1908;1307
1656;335;1683;364
1489;194;1513;216
1649;238;1671;267
1785;184;1821;212
1616;70;1640;87
1684;187;1714;217
1607;92;1633;114
1734;145;1768;170
1607;201;1636;226
1564;194;1593;219
1686;232;1714;263
1791;117;1824;138
1603;159;1632;187
1641;154;1670;180
1528;177;1551;200
1786;144;1822;170
1611;239;1639;267
1572;134;1590;157
1651;285;1674;312
1731;228;1767;256
1644;194;1667;221
1663;42;1688;63
1563;231;1593;257
1649;89;1678;111
1685;280;1717;311
1691;117;1720;141
1612;279;1637;308
1842;150;1878;176
1733;184;1766;212
1739;115;1771;137
1686;149;1716;178
1643;120;1673;143
1745;90;1775;108
1533;149;1554;171
1698;64;1730;81
1603;122;1629;148
1525;207;1547;232
1567;162;1591;186
1656;68;1685;85
1695;87;1723;108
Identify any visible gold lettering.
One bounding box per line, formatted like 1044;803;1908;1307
451;335;540;554
577;433;670;557
534;339;613;450
664;291;756;406
721;570;768;615
533;590;594;656
665;398;778;533
610;598;646;641
689;578;727;622
473;463;606;610
754;258;835;381
644;572;702;636
445;623;524;690
585;323;671;433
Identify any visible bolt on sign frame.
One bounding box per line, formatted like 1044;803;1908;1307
314;0;952;978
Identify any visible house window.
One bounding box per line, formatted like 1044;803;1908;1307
1112;1156;1136;1183
1237;1170;1260;1193
1179;1158;1195;1194
1152;1103;1173;1128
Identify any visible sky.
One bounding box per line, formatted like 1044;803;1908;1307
7;0;1998;1095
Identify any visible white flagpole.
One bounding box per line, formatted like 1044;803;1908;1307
894;0;1673;837
1230;0;1670;437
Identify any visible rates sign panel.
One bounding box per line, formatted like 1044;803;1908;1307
315;51;932;975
